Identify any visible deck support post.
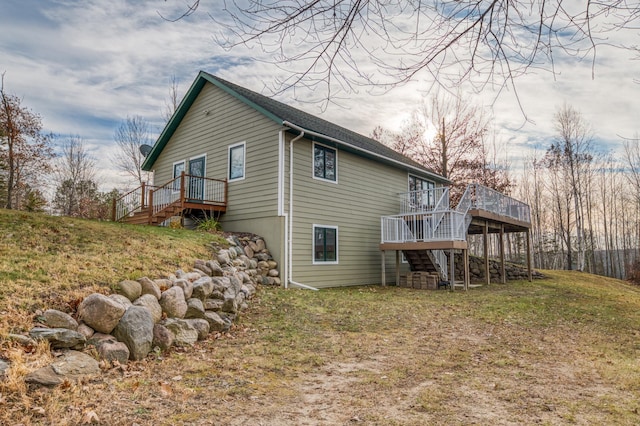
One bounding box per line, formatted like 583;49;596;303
483;221;490;286
464;248;470;290
395;250;400;286
147;189;153;225
526;229;532;282
381;250;386;286
449;248;455;291
500;223;506;284
140;182;146;209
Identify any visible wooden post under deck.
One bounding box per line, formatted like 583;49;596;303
464;248;470;290
395;251;400;286
499;223;506;284
526;229;532;282
483;221;490;286
381;250;386;286
449;248;455;291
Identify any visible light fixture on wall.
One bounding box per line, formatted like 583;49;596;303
203;109;210;116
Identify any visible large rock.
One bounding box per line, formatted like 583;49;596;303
152;323;174;352
173;279;193;300
89;334;129;364
0;359;9;379
191;276;214;300
29;327;86;349
154;278;173;291
204;311;227;332
185;298;205;319
159;286;187;319
206;260;224;276
217;250;231;265
133;294;163;323
115;280;142;302
109;294;133;310
194;259;212;276
79;293;126;334
138;276;162;300
26;350;100;387
185;319;210;341
162;319;198;346
42;309;78;330
112;306;154;361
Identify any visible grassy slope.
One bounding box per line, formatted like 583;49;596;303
0;209;226;336
1;210;640;424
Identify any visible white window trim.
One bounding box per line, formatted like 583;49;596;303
312;224;339;265
172;160;186;194
312;142;338;184
228;141;246;182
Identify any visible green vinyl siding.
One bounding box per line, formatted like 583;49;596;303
286;134;415;288
151;82;285;268
152;82;282;223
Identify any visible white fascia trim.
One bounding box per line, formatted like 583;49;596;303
227;141;246;182
278;131;284;216
282;120;450;185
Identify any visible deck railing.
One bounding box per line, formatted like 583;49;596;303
466;184;531;223
381;210;468;243
400;187;449;213
381;183;531;245
113;173;227;222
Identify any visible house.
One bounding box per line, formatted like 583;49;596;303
116;71;532;290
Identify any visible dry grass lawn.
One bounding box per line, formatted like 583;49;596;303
1;209;640;425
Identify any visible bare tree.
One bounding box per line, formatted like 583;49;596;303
52;136;98;217
0;73;54;210
162;75;181;123
112;115;151;187
373;91;510;198
543;104;594;271
166;1;640;105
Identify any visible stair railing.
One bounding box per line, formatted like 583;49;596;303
112;182;149;222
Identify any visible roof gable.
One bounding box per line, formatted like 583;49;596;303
143;71;448;183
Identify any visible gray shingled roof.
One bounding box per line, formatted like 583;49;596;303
205;72;446;182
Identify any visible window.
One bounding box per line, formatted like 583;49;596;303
313;225;338;263
409;175;434;192
172;161;185;192
408;175;435;209
313;143;337;182
228;142;246;181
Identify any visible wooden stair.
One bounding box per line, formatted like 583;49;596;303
403;250;440;275
121;201;184;226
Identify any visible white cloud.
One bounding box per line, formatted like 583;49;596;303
1;0;638;192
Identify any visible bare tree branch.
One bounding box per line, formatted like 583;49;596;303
159;0;639;106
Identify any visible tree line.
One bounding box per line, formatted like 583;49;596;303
0;73;161;219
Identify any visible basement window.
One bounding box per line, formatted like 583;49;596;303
313;225;338;264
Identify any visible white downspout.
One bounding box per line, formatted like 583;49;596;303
287;129;319;291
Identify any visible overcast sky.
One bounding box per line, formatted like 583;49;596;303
1;0;639;190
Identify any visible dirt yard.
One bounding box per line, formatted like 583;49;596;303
5;272;640;425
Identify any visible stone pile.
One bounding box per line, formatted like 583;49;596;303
453;253;543;282
11;234;279;387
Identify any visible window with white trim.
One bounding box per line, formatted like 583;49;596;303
313;143;337;182
172;161;185;192
228;142;246;181
313;225;338;263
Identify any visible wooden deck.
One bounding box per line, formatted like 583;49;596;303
380;184;533;288
112;173;227;225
